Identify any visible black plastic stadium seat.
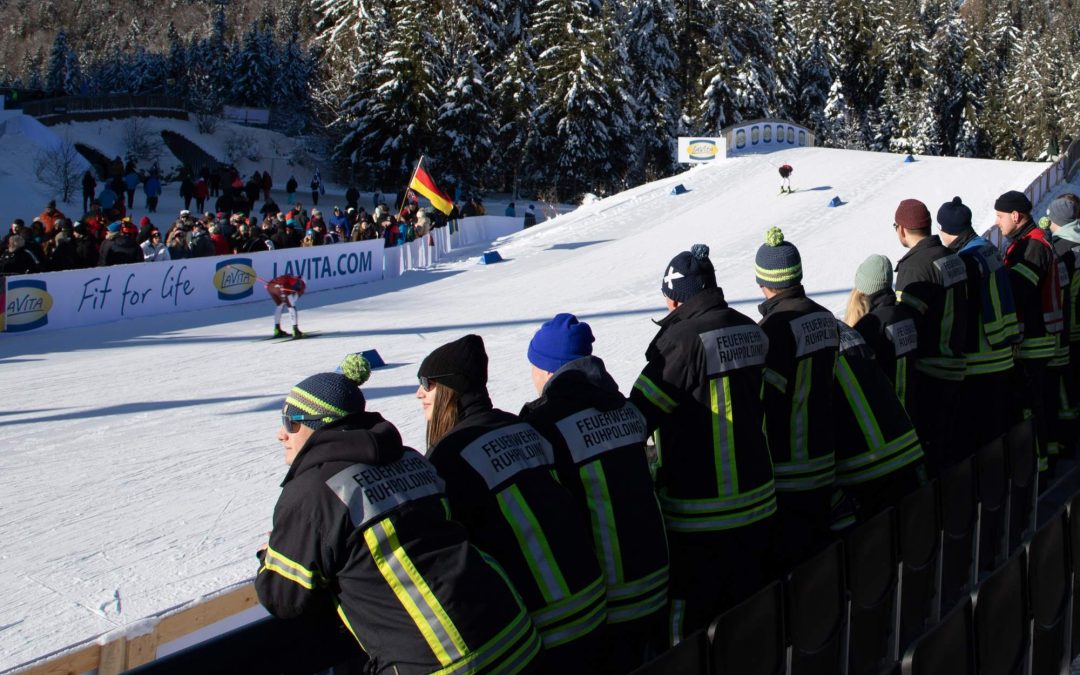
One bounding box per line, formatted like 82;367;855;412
972;550;1030;675
630;629;709;675
786;540;846;675
1007;418;1037;553
976;435;1009;576
900;597;976;675
708;580;784;675
1028;509;1070;675
939;456;978;612
1069;491;1080;660
844;507;900;675
897;480;940;655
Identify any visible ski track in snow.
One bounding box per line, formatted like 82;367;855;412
1;131;1072;669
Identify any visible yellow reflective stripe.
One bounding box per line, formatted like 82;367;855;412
286;387;348;419
711;377;739;496
335;601;367;651
1013;262;1040;286
497;485;570;603
897;290;927;314
432;606;540;675
364;520;468;666
914;357;966;381
835;431;923;475
533;588;606;648
530;576;605;628
895;358;908;406
581;462;623;585
837;355;885;448
764;367;788;393
940;287;955;355
669;599;686;646
774;454;835;491
790;359;813;462
608;585;668;623
659;479;775;514
607;565;669;602
262;545;319;589
1019;336;1057;360
633;374;677;414
755;262;803;283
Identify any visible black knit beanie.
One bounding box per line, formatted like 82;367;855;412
418;334;488;393
662;244;717;302
994;190;1032;214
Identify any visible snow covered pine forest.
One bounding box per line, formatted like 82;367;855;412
2;0;1079;200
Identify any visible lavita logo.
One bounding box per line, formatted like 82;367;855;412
213;259;256;301
5;279;53;331
686;139;720;161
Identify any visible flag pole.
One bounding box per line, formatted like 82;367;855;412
401;156;424;214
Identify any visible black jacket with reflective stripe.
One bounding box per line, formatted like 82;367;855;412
895;235;969;379
853;289;919;412
256;412;539;675
758;286;839;493
521;356;669;623
428;395;606;647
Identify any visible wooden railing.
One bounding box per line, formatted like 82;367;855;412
21;95;189;125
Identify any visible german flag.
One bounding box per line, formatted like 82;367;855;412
409;158;455;215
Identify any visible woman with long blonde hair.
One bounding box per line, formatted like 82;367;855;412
846;254;920;413
416;335;609;671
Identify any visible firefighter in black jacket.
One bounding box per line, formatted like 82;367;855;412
831;320;926;529
630;244;777;645
996;190;1064;475
416;335;607;673
756;227;839;566
520;313;669;672
256;356;542;675
936;197;1022;450
893;199;969;470
847;254;920;413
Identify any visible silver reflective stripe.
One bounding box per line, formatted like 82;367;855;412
699;324;769;375
535;599;605;648
368;521;465;663
660;479;776;514
790;358;813;461
461;423;554;489
670;599;686;646
555;404;647;465
437;609;538;675
325;450;444;528
583;462;620;585
790;311;839;357
836;429;921;471
838;322;866;352
530;577;605;628
774;455;835;475
836;356;884;447
609;587;668;623
664;498;777;531
608;566;668;601
497;489;565;601
885;318;918;357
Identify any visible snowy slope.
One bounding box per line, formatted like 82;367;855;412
0;142;1062;670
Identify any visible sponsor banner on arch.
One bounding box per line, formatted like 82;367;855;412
2;240;384;333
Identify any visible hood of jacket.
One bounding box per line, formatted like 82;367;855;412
1053;220;1080;245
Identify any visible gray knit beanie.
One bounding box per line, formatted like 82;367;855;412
1048;198;1077;227
754;227;803;289
854;254;893;296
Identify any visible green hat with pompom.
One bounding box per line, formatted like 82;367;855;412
755;227;803;289
283;354;371;430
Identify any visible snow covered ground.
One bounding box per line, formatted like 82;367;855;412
0;117;1071;670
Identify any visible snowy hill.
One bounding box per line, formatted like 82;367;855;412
0;138;1067;670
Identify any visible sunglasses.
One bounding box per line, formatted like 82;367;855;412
282;412;323;432
418;374;450;392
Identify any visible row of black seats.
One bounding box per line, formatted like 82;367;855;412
631;417;1078;675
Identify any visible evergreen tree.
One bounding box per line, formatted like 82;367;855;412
45;31;70;96
62;47;82;95
165;22;187;97
625;0;680;181
232;21;275;106
273;32;312;134
487;40;539;194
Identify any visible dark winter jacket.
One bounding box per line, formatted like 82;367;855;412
286;177;299;194
520;356;669;625
832;321;924;489
97;232;142;267
188;229;215;258
0;245;42;276
1005;221;1063;360
853;289;920;412
946;230;1020;376
630;287;777;532
895;235;969;381
427;393;606;651
758;285;839;493
256;412;541;675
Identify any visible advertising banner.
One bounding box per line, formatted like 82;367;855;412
677;137;727;164
2;240;384;334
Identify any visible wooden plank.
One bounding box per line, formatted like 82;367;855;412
153;584;259;644
125;631;160;669
97;638;126;675
16;644;100;675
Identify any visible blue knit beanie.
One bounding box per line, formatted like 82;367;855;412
936;196;972;235
755;227;802;289
528;313;595;373
283;355;371;430
662;244;717;302
108;221;122;233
